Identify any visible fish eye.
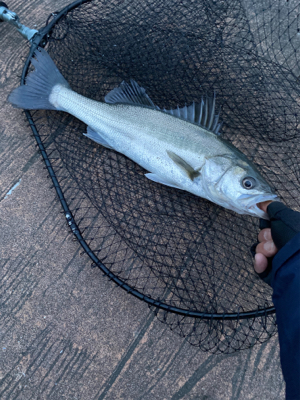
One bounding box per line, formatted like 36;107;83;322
242;177;256;189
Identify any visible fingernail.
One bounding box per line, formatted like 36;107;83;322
264;241;274;252
254;255;258;271
263;229;271;241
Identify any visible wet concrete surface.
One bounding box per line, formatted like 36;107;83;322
0;1;285;399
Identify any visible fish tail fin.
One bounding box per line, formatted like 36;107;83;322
8;47;70;110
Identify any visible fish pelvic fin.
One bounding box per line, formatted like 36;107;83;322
167;151;201;181
145;173;181;189
8;47;70;110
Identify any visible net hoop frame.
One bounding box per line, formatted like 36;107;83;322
21;0;276;321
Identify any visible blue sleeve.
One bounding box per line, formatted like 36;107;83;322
271;232;300;400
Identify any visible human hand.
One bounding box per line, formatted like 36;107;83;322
254;201;300;284
254;201;278;274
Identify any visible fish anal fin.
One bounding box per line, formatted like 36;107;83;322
167;150;201;181
83;126;114;149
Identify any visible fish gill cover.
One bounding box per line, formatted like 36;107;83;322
23;0;300;353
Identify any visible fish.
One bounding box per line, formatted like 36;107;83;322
8;47;279;219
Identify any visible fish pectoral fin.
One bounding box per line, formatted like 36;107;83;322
167;151;201;181
83;126;114;149
105;79;159;109
145;173;181;189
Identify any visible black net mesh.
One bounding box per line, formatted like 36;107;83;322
23;0;300;353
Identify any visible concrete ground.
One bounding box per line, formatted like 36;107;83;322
0;1;285;399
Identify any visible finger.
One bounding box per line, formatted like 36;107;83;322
258;228;272;243
254;253;269;273
257;200;273;213
256;240;278;258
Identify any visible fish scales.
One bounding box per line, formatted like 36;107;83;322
53;86;228;183
55;86;225;153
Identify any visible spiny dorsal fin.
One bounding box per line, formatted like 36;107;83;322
163;93;222;135
167;151;201;181
105;79;158;108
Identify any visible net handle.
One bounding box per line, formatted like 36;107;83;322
0;2;38;40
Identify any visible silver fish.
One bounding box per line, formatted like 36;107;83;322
9;48;278;219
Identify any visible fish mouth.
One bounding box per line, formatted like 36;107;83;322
238;194;280;219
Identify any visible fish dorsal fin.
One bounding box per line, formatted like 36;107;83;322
163;93;222;135
105;79;158;108
105;81;222;135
